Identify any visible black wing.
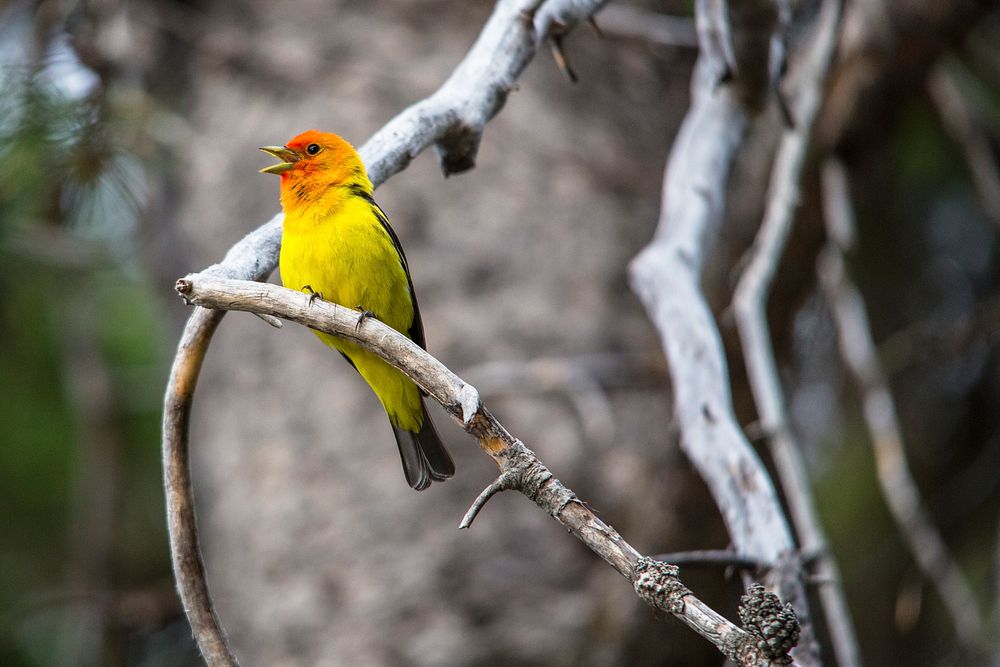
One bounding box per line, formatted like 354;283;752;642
350;185;426;349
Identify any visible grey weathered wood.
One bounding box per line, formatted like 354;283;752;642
730;0;860;664
628;0;817;664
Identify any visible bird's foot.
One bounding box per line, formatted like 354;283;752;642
355;306;377;332
302;285;324;306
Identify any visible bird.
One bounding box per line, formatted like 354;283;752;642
259;130;454;490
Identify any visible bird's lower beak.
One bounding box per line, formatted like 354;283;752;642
259;146;299;174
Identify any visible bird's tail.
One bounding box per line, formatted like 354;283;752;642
391;400;455;491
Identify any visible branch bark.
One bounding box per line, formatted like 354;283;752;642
628;0;817;664
731;1;861;664
175;273;799;667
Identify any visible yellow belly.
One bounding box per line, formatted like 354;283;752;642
279;197;423;432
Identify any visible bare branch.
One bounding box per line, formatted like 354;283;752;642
928;62;1000;227
652;550;764;572
175;273;799;667
627;0;816;663
161;307;231;665
731;0;861;664
161;1;611;664
818;158;985;647
593;5;698;49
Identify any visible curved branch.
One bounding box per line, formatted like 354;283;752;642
175;273;799;667
161;308;230;663
730;0;861;664
161;1;610;664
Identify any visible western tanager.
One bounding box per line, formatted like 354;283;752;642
260;130;454;490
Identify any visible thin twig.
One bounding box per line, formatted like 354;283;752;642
548;35;578;82
818;158;985;648
160;2;612;664
175;274;799;667
652;550;764;572
928;62;1000;227
593;5;698;48
731;0;861;664
627;0;816;663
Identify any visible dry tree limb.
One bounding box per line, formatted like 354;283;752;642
651;550;764;572
175;274;801;667
161;1;611;664
818;158;985;648
731;0;861;664
593;5;698;49
928;63;1000;227
628;0;817;664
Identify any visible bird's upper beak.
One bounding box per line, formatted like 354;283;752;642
259;146;300;174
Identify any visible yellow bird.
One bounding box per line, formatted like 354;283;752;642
260;130;454;490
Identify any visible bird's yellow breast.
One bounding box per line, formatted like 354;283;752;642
279;195;413;334
278;193;423;432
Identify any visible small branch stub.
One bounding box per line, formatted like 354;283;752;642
738;584;801;665
460;471;518;529
460;440;567;528
632;556;689;614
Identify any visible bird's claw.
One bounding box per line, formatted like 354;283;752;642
355;306;376;332
302;285;323;306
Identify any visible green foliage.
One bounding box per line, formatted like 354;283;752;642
0;22;177;665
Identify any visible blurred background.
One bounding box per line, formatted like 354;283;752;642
2;0;999;665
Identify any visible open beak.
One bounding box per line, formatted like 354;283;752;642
259;146;299;174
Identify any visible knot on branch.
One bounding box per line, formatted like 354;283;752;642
510;444;580;519
460;441;575;529
738;583;800;664
434;122;484;176
631;557;688;614
511;445;553;499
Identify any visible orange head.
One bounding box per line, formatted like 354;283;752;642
259;130;370;209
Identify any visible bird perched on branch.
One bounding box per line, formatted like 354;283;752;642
260;130;454;490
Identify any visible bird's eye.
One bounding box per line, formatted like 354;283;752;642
306;143;321;156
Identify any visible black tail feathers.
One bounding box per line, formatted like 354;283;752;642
391;400;455;491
